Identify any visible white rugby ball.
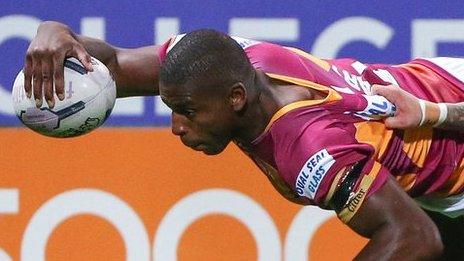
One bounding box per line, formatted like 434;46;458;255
12;57;116;138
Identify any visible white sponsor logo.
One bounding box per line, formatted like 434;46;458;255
353;94;396;120
295;149;335;199
372;69;399;85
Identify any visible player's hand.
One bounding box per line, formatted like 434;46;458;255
24;21;93;108
371;84;422;129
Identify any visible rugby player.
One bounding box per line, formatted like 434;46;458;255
24;21;464;260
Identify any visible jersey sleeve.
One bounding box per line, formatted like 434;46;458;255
242;41;317;82
157;38;171;63
275;119;390;223
157;34;187;63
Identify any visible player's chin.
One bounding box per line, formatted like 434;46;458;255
200;144;226;155
202;149;221;155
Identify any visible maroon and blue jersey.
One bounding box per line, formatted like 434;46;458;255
158;35;464;222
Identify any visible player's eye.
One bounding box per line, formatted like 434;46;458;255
184;109;196;118
174;108;195;118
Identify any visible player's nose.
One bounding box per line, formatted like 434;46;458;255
171;112;188;136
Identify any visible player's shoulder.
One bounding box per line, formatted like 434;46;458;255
267;105;357;155
264;106;368;200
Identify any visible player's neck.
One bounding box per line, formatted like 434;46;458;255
232;71;277;147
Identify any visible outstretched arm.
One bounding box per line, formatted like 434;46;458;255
76;35;161;97
372;84;464;132
24;21;161;108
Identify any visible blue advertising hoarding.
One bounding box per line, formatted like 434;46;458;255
1;0;463;126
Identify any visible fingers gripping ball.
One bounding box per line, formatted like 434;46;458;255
12;57;116;138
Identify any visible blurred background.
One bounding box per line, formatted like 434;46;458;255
1;1;463;260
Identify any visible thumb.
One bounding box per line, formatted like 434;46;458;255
70;45;94;72
371;85;398;102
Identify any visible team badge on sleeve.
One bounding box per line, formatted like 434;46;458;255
295;149;335;199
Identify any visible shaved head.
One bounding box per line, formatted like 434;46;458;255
159;29;254;90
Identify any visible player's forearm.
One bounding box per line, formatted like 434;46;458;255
436;102;464;132
355;225;404;261
411;99;464;132
348;176;443;260
75;35;161;97
355;225;441;261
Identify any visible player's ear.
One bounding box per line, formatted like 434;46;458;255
228;82;247;112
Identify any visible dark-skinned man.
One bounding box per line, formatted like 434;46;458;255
24;21;464;260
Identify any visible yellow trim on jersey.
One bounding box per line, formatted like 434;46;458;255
267;73;334;92
338;161;382;223
284;47;331;71
353;121;393;160
263;73;343;132
402;128;433;168
395;173;417;193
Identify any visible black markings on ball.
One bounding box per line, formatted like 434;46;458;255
64;60;87;75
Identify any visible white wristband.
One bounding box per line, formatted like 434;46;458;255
418;99;427;126
433;103;448;127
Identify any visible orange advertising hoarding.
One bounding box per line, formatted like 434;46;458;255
0;128;366;260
